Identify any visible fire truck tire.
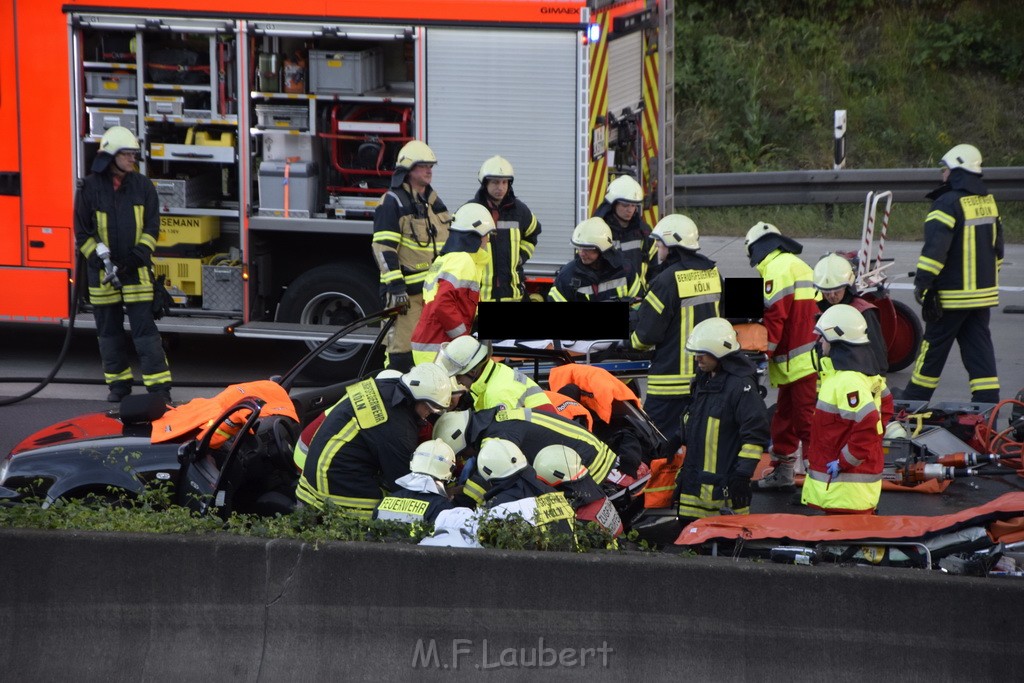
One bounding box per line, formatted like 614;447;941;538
277;264;383;381
886;299;923;373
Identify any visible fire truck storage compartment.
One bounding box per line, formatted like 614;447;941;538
202;265;244;311
255;105;309;131
309;49;384;95
324;104;412;195
258;161;319;217
87;107;138;136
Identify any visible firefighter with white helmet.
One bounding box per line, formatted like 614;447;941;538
74;125;172;403
547;217;641;302
534;444;623;537
675;318;770;520
745;222;819;491
901;143;1003;404
802;304;886;514
630;213;722;444
372;139;452;372
813;252;888;375
372;439;459;526
471;155;542;302
410;203;495;365
593;174;657;289
434;335;551;412
296;362;454;517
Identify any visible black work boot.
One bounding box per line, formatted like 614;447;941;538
106;382;132;403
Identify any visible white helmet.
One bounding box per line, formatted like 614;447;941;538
395;140;437;170
375;368;404;380
98;125;141;156
478;155;514;183
410;438;457;481
813;253;855;291
744;222;782;256
432;410;472;454
450;203;496;236
605;175;643;205
435;336;492;377
534;445;586;487
400;363;454;413
571;217;614;253
652;214;700;250
884;421;909;440
940;143;982;175
685;318;740;358
815;303;869;345
477;438;527;481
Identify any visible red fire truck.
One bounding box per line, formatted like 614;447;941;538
0;0;673;377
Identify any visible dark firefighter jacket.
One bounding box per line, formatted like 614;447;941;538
678;352;770;518
472;185;541;301
594;199;657;288
483;466;576;538
548;248;641;302
372;179;451;296
373;472;454;525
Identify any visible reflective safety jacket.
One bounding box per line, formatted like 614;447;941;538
470;360;551;412
483;467;576;539
631;250;722;398
74;170;160;306
594;200;657;289
472;186;541;302
410;246;490;361
756;249;819;386
547;249;642;303
677;352;770;518
802;350;885;514
372;472;454;525
296;377;421;518
819;293;888;375
461;406;619;505
914;169;1004;310
371;181;451;296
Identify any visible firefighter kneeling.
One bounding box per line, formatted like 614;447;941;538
801;304;885;514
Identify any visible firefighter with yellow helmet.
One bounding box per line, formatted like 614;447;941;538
593;174;657;289
547;217;642;302
74;125;172;403
813;252;888;375
471;155;542;302
371;140;452;372
434;334;551;412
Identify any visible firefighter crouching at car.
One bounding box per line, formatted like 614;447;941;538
295;363;453;518
813;253;889;375
372;439;458;526
372;140;452;373
901;143;1004;404
801;305;886;514
433;406;618;507
410;203;494;365
630;214;722;447
74;125;172;404
534;445;623;538
744;222;819;491
434;335;552;412
472;156;542;302
677;318;770;521
593;175;657;290
548;217;642;303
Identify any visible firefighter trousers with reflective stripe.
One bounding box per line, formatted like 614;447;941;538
903;307;999;403
94;301;172;392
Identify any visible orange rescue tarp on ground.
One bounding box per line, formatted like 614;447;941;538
675;492;1024;545
151;380;298;443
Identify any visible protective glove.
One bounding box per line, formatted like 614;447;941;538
126;245;151;270
914;287;928;306
386;285;410;313
728;474;752;509
826;459;840;479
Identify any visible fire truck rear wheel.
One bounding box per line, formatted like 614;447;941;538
277;264;383;381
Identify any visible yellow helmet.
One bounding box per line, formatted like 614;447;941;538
744;222;782;256
399;363;454;413
98;125;140;156
435;336;491;376
534;445;586;487
571;217;614;252
605;175;643;205
450;203;496;236
478;155;514;183
395;140;437;170
409;438;457;481
652;214;700;250
685;318;740;358
432;410;472;454
814;303;869;345
940;144;982;175
477;438;528;481
813;253;855;291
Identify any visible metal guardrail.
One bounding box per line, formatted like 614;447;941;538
673;167;1024;207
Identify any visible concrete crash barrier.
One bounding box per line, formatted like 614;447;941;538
1;529;1022;680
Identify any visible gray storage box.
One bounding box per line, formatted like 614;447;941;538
258;161;319;218
152;173;219;209
255;104;309;130
85;72;137;99
87;107;138;136
309;49;383;95
201;265;244;311
262;131;319;162
145;95;184;116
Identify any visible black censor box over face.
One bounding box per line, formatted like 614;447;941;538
476;302;630;340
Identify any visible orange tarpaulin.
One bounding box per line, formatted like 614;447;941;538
150;380;298;443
